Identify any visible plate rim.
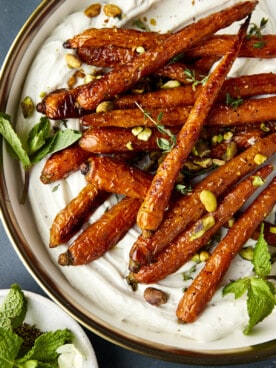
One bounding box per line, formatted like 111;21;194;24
0;0;276;365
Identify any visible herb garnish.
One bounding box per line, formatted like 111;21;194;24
223;223;276;335
0;284;73;367
135;102;177;152
225;93;244;110
0;113;82;203
184;68;208;91
247;17;268;48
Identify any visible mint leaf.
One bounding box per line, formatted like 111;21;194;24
223;277;251;299
27;117;51;155
0;284;27;329
0;113;31;168
252;223;271;278
30;129;81;164
244;278;276;335
17;329;72;364
0;327;23;368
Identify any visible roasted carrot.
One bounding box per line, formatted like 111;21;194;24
130;165;273;284
40;143;92;184
49;184;109;247
79;126;180;153
112;73;276;110
82;156;152;199
58;196;141;266
129;133;276;270
137;17;250;232
37;1;257;119
176;176;276;323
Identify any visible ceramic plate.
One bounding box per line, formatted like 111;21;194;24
0;0;276;364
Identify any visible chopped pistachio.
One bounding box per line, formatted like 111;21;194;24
199;250;210;262
254;153;267;165
65;53;82;69
223;131;233;141
260;122;270;132
270;227;276;234
212;158;225;167
239;246;254;261
223;141;237;161
228;217;235;228
191;253;200;263
96;101;114;113
137;127;152;141
212;134;224;145
103;4;122;18
136;46;145;54
160;80;181;89
84;74;96;84
190;215;215;241
84;3;101;17
21;96;35;118
252;175;265;187
199;190;217;212
193;157;213;169
126;141;134;150
131;126;144;137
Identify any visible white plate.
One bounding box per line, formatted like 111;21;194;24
0;0;275;365
0;289;98;368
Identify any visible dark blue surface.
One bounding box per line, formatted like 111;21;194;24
0;1;276;367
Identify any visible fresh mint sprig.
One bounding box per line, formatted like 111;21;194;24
0;113;82;203
0;284;73;368
223;223;276;335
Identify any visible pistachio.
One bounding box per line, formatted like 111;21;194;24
21;96;35;118
96;101;114;113
103;4;122;18
191;253;201;263
136;46;145;54
212;158;225;167
199;250;210;262
199;189;217;212
223;141;237;161
223;131;233;141
260;122;270;132
144;287;168;306
132;127;152;141
84;74;96;84
65;53;82;69
190;215;215;241
252;175;265;187
270;226;276;234
254;153;267;165
126;141;134;151
227;217;235;228
212;134;224;145
84;3;101;18
160;80;181;89
239;246;254;261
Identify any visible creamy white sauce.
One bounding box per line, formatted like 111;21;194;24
16;0;276;346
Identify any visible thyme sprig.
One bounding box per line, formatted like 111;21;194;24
184;68;208;91
135;102;177;153
225;93;244;110
247;17;268;48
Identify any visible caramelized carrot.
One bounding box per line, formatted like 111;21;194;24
137;18;249;232
176;176;276;323
130;165;273;284
129;133;276;270
58;196;141;266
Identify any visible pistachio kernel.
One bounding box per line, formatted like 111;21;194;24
190;215;215;241
65;53;82;69
84;3;101;18
126;141;134;151
132;127;152;141
131;126;144;137
103;4;122;18
199;250;210;262
136;46;145;54
21;96;35;118
96;101;114;113
199;189;217;212
160;80;181;89
254;153;267;165
227;217;235;228
239;246;254;261
252;175;265;187
270;226;276;234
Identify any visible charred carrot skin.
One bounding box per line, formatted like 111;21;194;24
58;196;142;266
82;156;152;199
129;133;276;270
49;184;109;247
112;73;276;110
37;1;257;119
40;144;92;184
176;176;276;323
131;165;273;284
136;17;249;232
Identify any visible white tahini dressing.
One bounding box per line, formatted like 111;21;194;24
16;0;276;347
